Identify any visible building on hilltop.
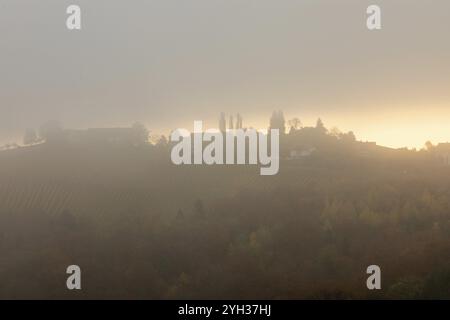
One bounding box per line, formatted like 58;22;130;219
85;127;136;145
62;125;147;146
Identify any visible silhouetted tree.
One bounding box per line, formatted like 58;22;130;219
315;118;327;134
219;113;226;132
176;209;184;220
132;122;149;146
329;127;342;138
194;199;205;219
270;110;286;134
156;135;168;147
236;113;243;129
229;115;234;130
344;131;356;143
288;118;302;132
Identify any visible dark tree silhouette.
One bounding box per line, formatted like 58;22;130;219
315;118;327;134
219;112;226;132
288;118;302;132
229;115;234;130
270;110;286;134
194;199;205;219
236;113;243;129
132;122;149;146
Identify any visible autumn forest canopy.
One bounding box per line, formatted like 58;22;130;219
0;113;450;299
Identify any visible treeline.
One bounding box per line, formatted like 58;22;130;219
0;118;449;299
0;142;449;298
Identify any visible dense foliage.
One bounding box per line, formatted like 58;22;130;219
0;127;449;299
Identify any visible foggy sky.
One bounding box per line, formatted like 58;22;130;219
1;0;450;148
